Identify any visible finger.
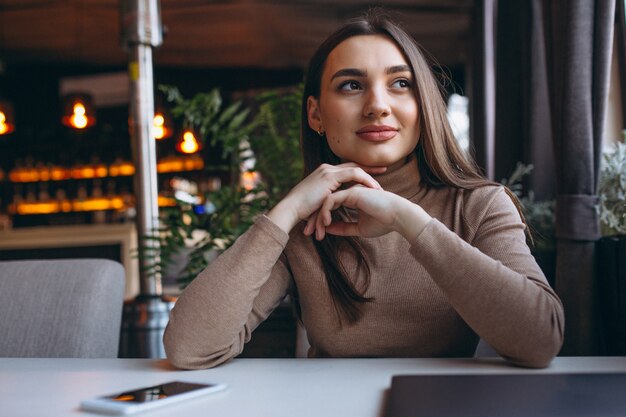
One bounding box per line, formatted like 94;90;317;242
325;188;359;212
315;218;326;241
314;190;351;240
315;206;329;241
325;221;360;237
332;167;383;190
316;164;383;192
303;213;317;236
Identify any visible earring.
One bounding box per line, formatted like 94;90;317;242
317;128;324;136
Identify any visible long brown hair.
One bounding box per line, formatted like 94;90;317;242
301;11;520;324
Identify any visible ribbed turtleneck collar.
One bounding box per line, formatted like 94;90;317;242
374;153;424;200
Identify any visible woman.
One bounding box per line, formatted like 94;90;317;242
164;12;564;369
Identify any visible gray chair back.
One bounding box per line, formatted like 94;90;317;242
474;338;499;358
0;259;125;358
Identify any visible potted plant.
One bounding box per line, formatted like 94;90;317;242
597;130;626;355
145;84;303;288
500;163;556;285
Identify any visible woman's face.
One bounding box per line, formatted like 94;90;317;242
308;34;420;168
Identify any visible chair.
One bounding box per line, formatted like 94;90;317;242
0;259;125;358
474;338;499;358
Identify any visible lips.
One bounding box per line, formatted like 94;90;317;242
356;125;398;142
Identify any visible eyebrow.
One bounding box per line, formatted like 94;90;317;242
330;65;412;81
386;65;411;75
330;68;366;81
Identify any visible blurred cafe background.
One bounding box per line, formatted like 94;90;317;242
0;1;624;359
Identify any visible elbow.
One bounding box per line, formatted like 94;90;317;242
507;312;565;369
507;346;558;369
163;323;201;370
166;348;237;370
505;347;558;369
163;322;241;370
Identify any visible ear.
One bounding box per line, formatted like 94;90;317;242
307;96;323;133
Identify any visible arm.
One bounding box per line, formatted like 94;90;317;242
163;216;292;369
409;189;564;368
165;163;385;369
317;186;564;368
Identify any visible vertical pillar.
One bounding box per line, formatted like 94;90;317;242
121;0;163;296
119;0;174;359
470;0;497;180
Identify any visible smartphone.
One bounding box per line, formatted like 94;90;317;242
80;380;227;415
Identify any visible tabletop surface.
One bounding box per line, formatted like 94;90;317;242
2;356;626;417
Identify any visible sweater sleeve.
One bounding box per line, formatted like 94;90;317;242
163;215;293;369
409;187;564;368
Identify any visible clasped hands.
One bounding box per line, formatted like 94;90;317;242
267;162;431;243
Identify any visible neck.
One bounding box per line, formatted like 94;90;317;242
374;152;423;199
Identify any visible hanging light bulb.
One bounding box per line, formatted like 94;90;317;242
61;93;95;129
0;99;16;135
176;130;201;154
153;112;172;140
153;92;173;140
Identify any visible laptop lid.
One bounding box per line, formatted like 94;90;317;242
387;373;626;417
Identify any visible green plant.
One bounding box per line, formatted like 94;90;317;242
500;162;556;252
599;130;626;236
248;84;304;205
145;84;303;287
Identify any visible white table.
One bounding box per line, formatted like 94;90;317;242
2;357;626;417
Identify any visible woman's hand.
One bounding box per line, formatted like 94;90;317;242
267;163;387;233
312;186;432;242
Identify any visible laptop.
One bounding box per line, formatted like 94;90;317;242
387;373;626;417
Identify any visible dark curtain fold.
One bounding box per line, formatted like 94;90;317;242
495;0;554;199
542;0;615;355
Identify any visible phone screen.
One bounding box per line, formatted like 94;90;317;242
104;381;215;403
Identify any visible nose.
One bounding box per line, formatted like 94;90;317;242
363;86;391;118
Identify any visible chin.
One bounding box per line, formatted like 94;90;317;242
355;155;405;168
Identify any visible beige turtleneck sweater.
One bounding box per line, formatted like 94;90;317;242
164;156;564;369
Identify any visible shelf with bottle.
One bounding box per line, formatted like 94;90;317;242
8;179;179;216
5;154;204;183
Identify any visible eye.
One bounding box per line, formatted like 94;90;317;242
391;79;411;89
339;80;362;91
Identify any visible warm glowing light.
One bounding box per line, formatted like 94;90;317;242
176;130;200;154
0;110;15;135
240;171;261;191
153;113;171;140
72;197;125;212
158;195;177;207
12;197;127;215
69;165;108;179
109;162;135;177
50;167;70;181
71;103;88;129
9;169;40;183
157;155;204;173
96;166;108;177
62;96;95;129
0;112;7;134
16;202;61;215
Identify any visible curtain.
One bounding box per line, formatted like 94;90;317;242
542;0;616;355
495;0;554;200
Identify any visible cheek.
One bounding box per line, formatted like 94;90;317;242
326;135;342;151
325;134;348;160
320;100;352;130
